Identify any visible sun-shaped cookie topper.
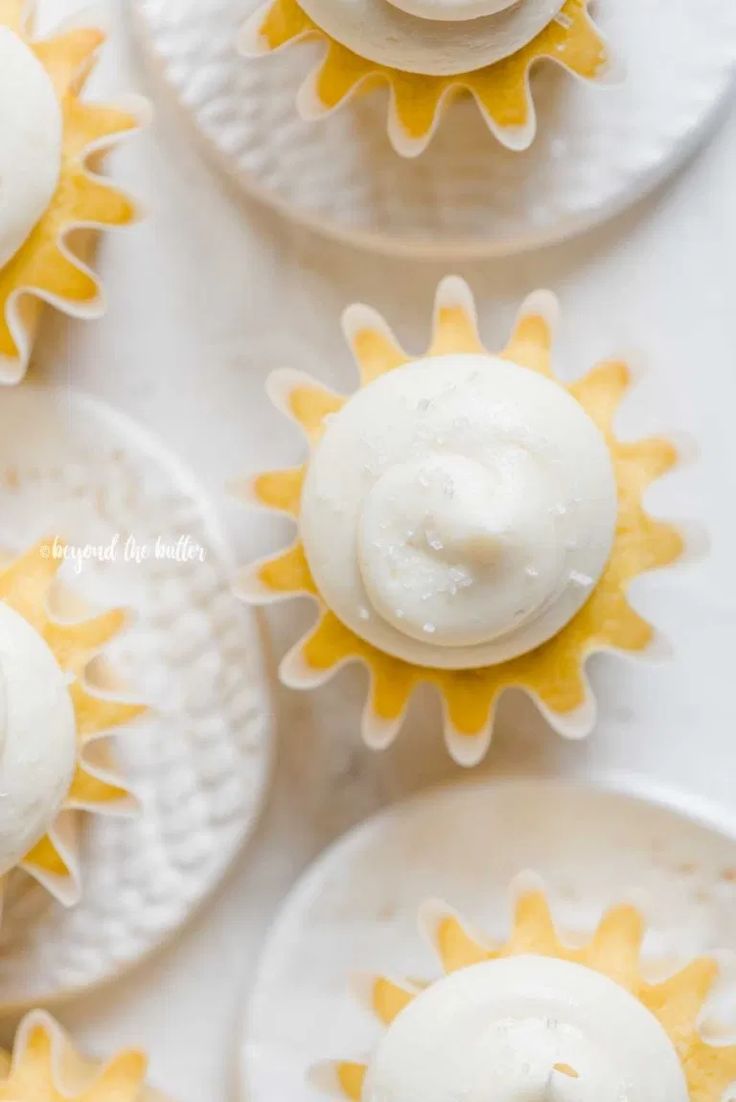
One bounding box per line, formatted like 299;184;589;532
314;879;736;1101
0;0;147;384
236;277;683;766
0;539;144;913
239;0;611;157
0;1010;167;1101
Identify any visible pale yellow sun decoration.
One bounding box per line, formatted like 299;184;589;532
237;277;683;765
0;541;144;911
240;0;610;156
0;1010;168;1101
0;0;146;383
323;883;736;1102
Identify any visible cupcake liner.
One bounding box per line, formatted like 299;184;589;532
0;385;273;1007
240;0;610;157
240;778;736;1102
0;1;148;383
0;540;145;910
325;878;736;1101
237;276;684;766
0;1010;169;1101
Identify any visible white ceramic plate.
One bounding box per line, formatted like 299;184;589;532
0;386;274;1007
239;775;736;1100
132;0;736;257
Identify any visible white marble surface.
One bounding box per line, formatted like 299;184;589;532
6;1;736;1099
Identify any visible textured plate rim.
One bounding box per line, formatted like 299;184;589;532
0;384;277;1009
130;0;736;260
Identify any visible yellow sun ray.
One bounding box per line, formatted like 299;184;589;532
251;467;305;517
345;312;410;384
327;886;736;1102
239;277;684;764
0;541;145;902
334;1062;366;1101
371;977;417;1025
0;1010;164;1102
0;7;145;383
241;0;609;156
267;369;347;442
0;0;24;34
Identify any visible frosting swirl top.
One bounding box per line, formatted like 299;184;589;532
295;0;564;75
363;956;689;1102
0;604;76;876
301;354;616;670
0;27;63;270
386;0;518;24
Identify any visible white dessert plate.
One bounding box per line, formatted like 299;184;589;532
132;0;736;257
239;775;736;1100
0;386;274;1007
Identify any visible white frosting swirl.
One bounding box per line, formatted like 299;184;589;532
301;354;616;670
385;0;518;25
0;27;63;269
295;0;563;75
0;604;76;877
363;956;689;1102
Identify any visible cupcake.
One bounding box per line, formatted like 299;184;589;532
319;879;736;1101
237;277;684;764
0;540;143;913
0;2;146;383
0;1010;168;1100
239;0;611;156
